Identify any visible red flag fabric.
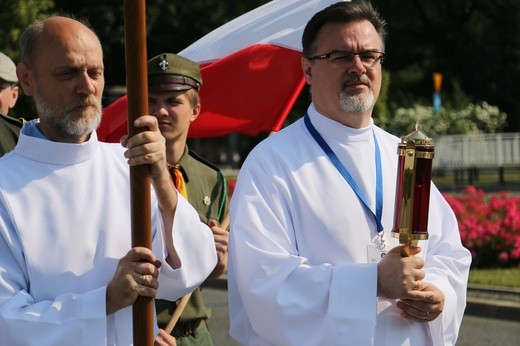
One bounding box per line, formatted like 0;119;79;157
97;0;339;141
98;95;128;143
191;44;305;138
98;44;305;141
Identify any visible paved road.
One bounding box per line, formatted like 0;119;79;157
201;287;520;346
457;315;520;346
202;287;239;346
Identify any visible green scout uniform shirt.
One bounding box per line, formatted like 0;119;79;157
155;147;229;335
0;114;24;157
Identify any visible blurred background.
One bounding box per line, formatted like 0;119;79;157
1;1;518;171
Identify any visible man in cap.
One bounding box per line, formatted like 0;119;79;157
0;52;23;156
148;53;229;346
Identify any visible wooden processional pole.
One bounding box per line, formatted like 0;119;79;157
124;0;153;345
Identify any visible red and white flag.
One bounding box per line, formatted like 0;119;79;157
98;0;340;141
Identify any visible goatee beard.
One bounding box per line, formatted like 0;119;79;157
36;95;102;138
339;75;375;113
339;90;375;114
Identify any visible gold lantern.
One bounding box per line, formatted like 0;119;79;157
391;124;435;257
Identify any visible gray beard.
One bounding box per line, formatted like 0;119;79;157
339;90;375;114
36;93;102;138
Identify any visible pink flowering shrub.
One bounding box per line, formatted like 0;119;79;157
443;186;520;268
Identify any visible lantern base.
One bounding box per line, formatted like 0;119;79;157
391;229;429;247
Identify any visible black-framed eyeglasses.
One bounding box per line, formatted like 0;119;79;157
307;50;385;69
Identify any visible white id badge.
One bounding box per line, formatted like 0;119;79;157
367;244;388;263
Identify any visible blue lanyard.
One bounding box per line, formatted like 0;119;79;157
304;113;384;233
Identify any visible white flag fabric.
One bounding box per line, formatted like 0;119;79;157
179;0;342;62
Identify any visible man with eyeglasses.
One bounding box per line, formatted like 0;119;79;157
0;52;23;156
227;1;471;345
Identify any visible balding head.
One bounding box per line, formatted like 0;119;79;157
19;16;102;67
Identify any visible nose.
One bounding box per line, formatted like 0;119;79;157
77;71;96;95
151;103;169;117
347;54;367;75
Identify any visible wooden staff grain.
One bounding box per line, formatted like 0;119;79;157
124;0;153;345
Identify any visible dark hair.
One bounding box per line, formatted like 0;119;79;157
302;0;387;58
19;14;95;65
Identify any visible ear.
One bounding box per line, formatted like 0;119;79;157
190;102;201;123
16;63;34;96
8;86;19;108
301;57;312;85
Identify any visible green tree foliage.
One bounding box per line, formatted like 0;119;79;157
373;0;520;132
0;0;55;59
0;0;55;118
373;70;391;125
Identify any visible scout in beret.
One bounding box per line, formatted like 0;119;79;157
148;53;229;346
